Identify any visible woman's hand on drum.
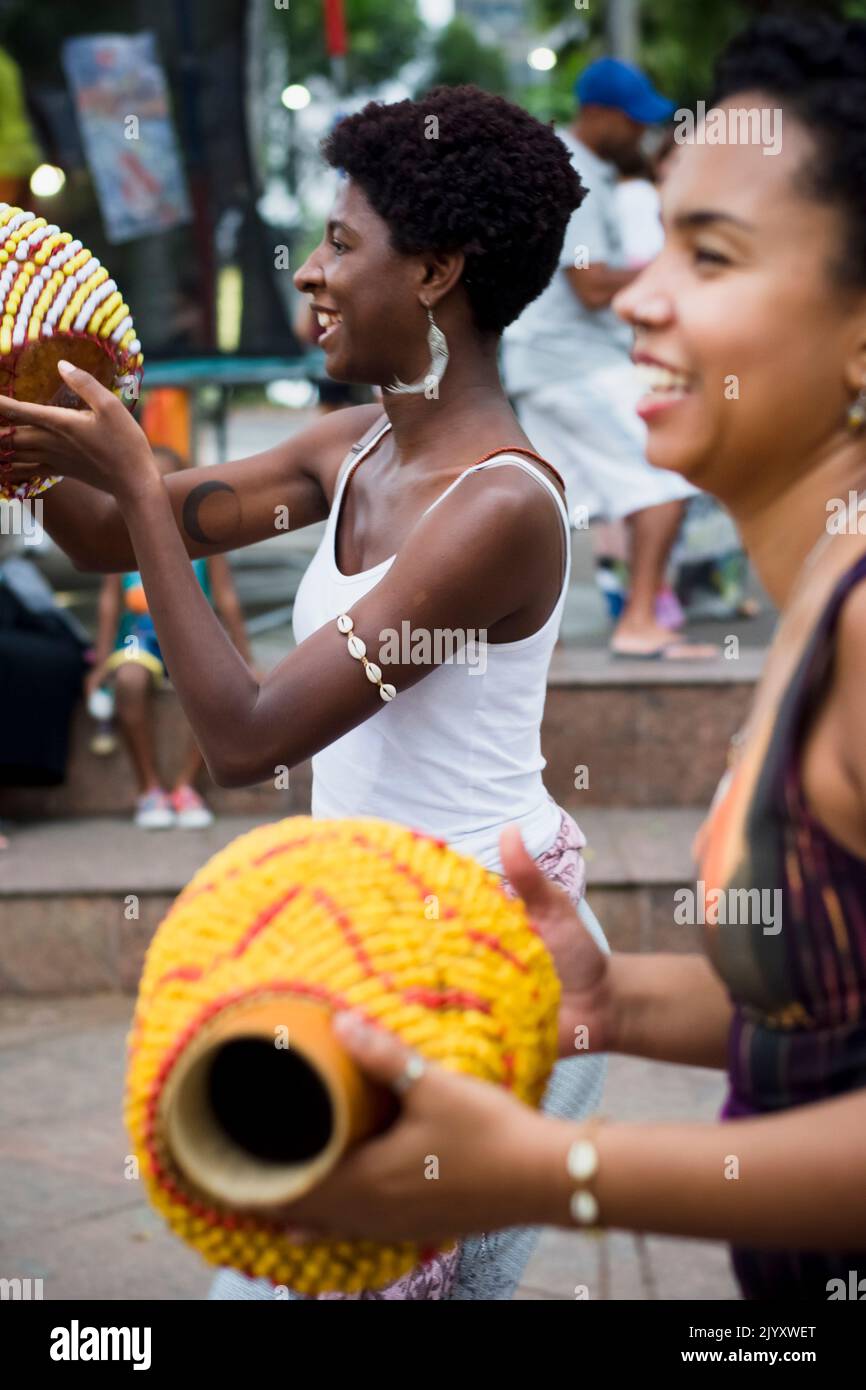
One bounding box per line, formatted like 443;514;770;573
499;825;617;1058
274;1012;561;1243
0;360;158;500
275;827;614;1243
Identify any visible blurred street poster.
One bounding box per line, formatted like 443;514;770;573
61;32;192;244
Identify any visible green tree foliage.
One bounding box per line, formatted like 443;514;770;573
0;47;40;175
530;0;866;111
279;0;424;92
420;16;509;96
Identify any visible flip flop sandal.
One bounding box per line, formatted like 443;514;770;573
610;641;719;661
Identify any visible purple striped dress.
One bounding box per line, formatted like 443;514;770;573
701;553;866;1298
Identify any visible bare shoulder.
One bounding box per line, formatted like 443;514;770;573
376;455;567;636
448;453;567;541
409;454;566;593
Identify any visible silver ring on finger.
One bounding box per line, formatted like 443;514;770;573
392;1053;427;1095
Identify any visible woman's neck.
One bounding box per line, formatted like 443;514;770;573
378;337;515;466
730;436;866;608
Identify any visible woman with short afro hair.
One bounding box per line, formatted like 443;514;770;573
10;84;608;1300
320;83;587;336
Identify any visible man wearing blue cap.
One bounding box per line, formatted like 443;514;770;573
503;58;711;658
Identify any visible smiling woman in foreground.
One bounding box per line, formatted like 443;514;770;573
275;14;866;1300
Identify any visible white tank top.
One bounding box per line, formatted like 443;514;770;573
292;420;571;876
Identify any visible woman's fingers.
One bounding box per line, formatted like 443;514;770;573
0;395;67;428
0;366;106;431
3;425;57;456
332;1011;420;1090
56;359;116;411
279;1047;529;1242
499;823;563;917
499;823;538;890
0;466;47;486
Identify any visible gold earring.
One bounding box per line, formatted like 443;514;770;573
848;386;866;432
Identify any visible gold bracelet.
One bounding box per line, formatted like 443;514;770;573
336;613;396;702
566;1113;605;1229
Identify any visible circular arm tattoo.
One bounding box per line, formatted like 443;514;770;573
181;480;241;545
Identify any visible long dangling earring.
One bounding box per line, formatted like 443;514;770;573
386;304;449;396
848;385;866;432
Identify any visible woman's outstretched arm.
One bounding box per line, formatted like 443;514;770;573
4;397;382;572
609;952;732;1068
2;361;561;789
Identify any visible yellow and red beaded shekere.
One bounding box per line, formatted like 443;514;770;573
0;201;143;501
125;815;561;1295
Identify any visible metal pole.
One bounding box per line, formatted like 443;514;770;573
324;0;348;93
608;0;640;64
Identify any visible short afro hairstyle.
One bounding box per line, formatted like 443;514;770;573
321;85;585;334
713;12;866;290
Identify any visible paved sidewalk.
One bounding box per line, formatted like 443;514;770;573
0;995;737;1302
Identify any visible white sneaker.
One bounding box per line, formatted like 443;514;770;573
134;788;176;829
171;785;215;829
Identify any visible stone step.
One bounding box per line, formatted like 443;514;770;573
0;646;763;821
0;807;706;995
544;646;760;808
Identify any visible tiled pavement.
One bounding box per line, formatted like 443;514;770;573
0;994;738;1302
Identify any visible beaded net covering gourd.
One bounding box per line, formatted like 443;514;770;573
0;202;143;501
125;815;560;1294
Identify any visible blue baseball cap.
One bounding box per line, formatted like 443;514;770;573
575;58;675;124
